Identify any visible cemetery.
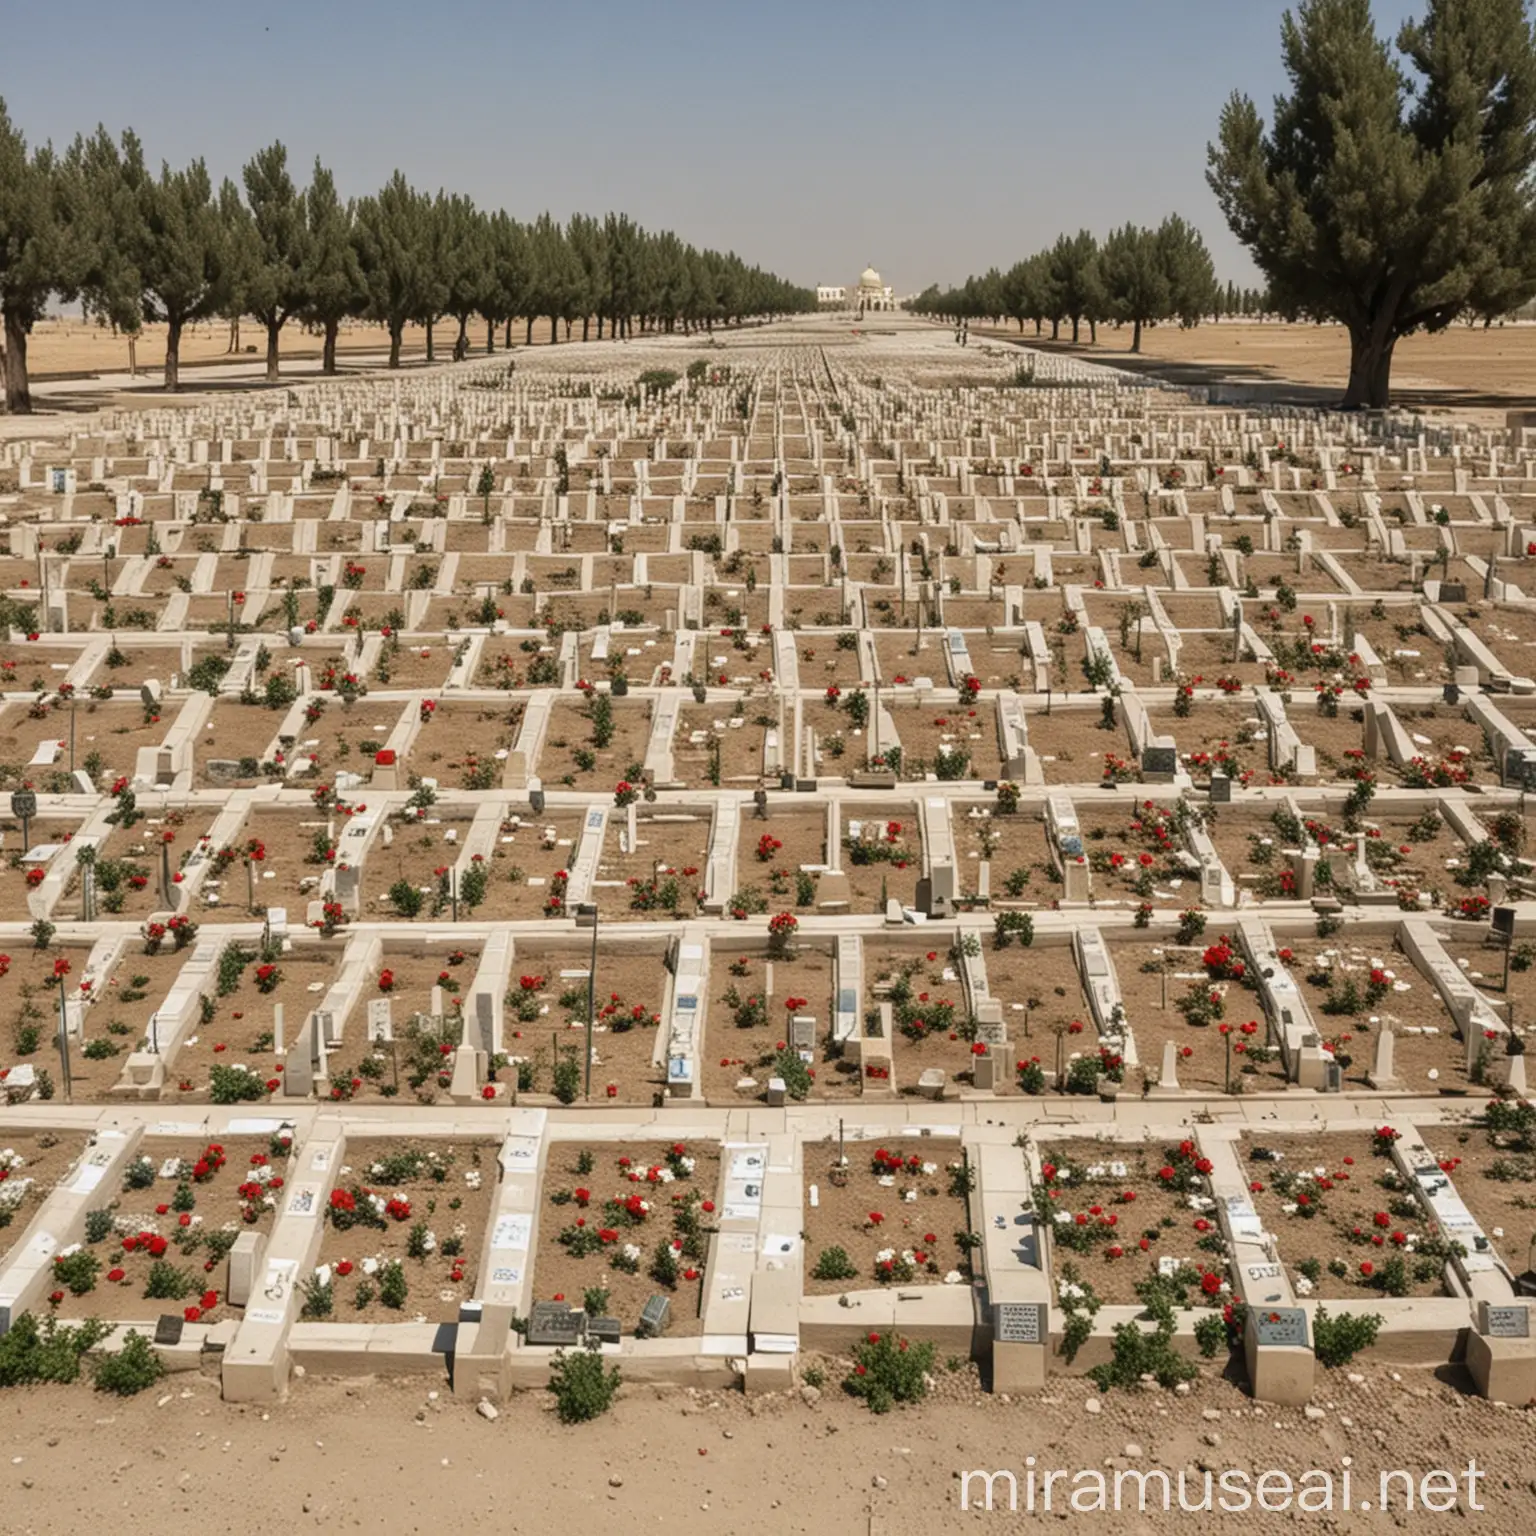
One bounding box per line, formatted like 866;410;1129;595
0;311;1534;1421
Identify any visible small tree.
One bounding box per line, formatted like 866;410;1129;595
549;1344;621;1423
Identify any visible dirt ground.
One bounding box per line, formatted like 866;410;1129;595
973;319;1536;421
0;1365;1533;1534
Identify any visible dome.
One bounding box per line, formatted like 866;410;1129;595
858;266;883;289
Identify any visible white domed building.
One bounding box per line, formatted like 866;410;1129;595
816;265;898;312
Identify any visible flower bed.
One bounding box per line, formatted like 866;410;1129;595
1296;940;1467;1091
407;700;523;788
366;807;482;919
1077;801;1211;912
702;944;849;1101
1146;703;1262;782
955;804;1050;904
892;707;1001;782
370;636;461;691
282;697;408;786
313;1138;498;1323
215;807;339;913
63;813;210;922
193;700;289;786
0;698;161;783
0;1133;89;1265
1034;1137;1227;1308
982;942;1094;1086
597;809;709;924
732;812;827;916
840;803;923;914
169;948;338;1102
802;1137;974;1293
541;697;654;787
48;1133;287;1323
449;811;583;922
1238;1129;1450;1301
1282;700;1368;775
530;1140;720;1334
1111;939;1285;1095
501;949;667;1104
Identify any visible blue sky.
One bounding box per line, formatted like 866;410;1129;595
4;0;1424;294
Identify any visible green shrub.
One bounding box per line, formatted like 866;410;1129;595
92;1330;165;1396
812;1247;859;1282
843;1331;935;1414
1312;1308;1382;1368
209;1065;269;1104
388;880;425;918
550;1345;622;1423
143;1260;195;1300
52;1250;100;1295
378;1260;408;1310
0;1313;110;1386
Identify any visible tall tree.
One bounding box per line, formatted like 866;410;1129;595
137;158;230;390
0;100;70;413
1155;214;1217;328
300;160;362;374
1048;230;1102;344
1098;224;1169;352
352;172;434;369
240;142;310;381
67;126;147;373
1208;0;1536;408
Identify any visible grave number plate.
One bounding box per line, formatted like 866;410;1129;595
1485;1305;1531;1339
994;1302;1044;1345
1251;1307;1308;1348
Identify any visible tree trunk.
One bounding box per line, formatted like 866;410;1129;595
505;319;513;348
1071;316;1080;344
265;318;282;382
1131;317;1142;354
549;316;557;345
1034;318;1042;336
582;316;590;342
597;315;605;340
1088;319;1097;345
425;318;434;362
3;308;32;413
1050;319;1059;341
388;321;403;370
564;319;572;341
164;316;183;391
127;332;137;378
456;314;469;355
1342;326;1396;410
525;317;534;345
322;320;338;374
486;319;494;354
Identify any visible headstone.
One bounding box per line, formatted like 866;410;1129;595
588;1315;622;1345
638;1294;671;1337
527;1301;584;1347
1141;744;1177;779
1209;772;1231;803
994;1302;1045;1344
790;1014;815;1052
765;1076;787;1108
153;1314;185;1346
367;998;393;1043
973;1052;997;1091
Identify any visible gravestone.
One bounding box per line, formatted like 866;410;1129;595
1209;772;1231;803
790;1014;815;1052
367;998;393;1043
638;1294;671;1337
1141;744;1177;780
994;1301;1045;1344
589;1316;622;1345
527;1301;584;1347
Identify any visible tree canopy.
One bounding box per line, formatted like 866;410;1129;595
1207;0;1536;407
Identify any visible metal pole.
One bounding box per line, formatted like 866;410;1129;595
227;590;235;651
161;840;172;906
585;906;598;1101
20;811;30;855
451;867;459;923
69;699;76;774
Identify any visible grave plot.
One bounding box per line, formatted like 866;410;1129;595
0;1133;89;1266
473;638;561;690
702;943;850;1101
459;810;583;922
2;811;79;887
369;637;462;692
840;804;923;914
1203;803;1314;901
1111;940;1285;1095
1296;940;1468;1092
1436;923;1524;1000
1076;802;1210;912
365;807;482;919
541;697;654;788
48;1134;286;1324
1421;1117;1536;1285
693;628;770;688
193;700;289;784
1243;553;1345;592
168;945;337;1099
1325;810;1457;908
734;810;827;914
1170;633;1270;686
802;1137;973;1293
203;807;330;914
865;943;1010;1096
797;634;865;689
596;809;708;923
871;633;957;686
1033;1138;1225;1307
408;701;523;789
1384;703;1498;788
1475;609;1536;674
315;1138;497;1323
63;816;206;921
1351;613;1448;685
983;942;1095;1079
954;805;1052;904
1148;703;1265;786
504;949;668;1104
422;594;538;630
891;706;1002;781
578;632;673;688
328;943;480;1103
0;699;161;782
1023;706;1128;785
803;697;876;772
286;698;408;784
0;645;91;689
1238;1130;1451;1301
530;1139;721;1335
1281;698;1368;775
671;706;770;788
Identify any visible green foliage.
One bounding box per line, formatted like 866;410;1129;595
842;1331;935;1414
1207;0;1536;407
92;1331;165;1396
209;1064;270;1104
549;1345;622;1423
1311;1307;1383;1368
0;1313;110;1387
812;1246;859;1282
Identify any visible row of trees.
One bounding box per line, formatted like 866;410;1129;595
0;106;815;411
907;216;1220;351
